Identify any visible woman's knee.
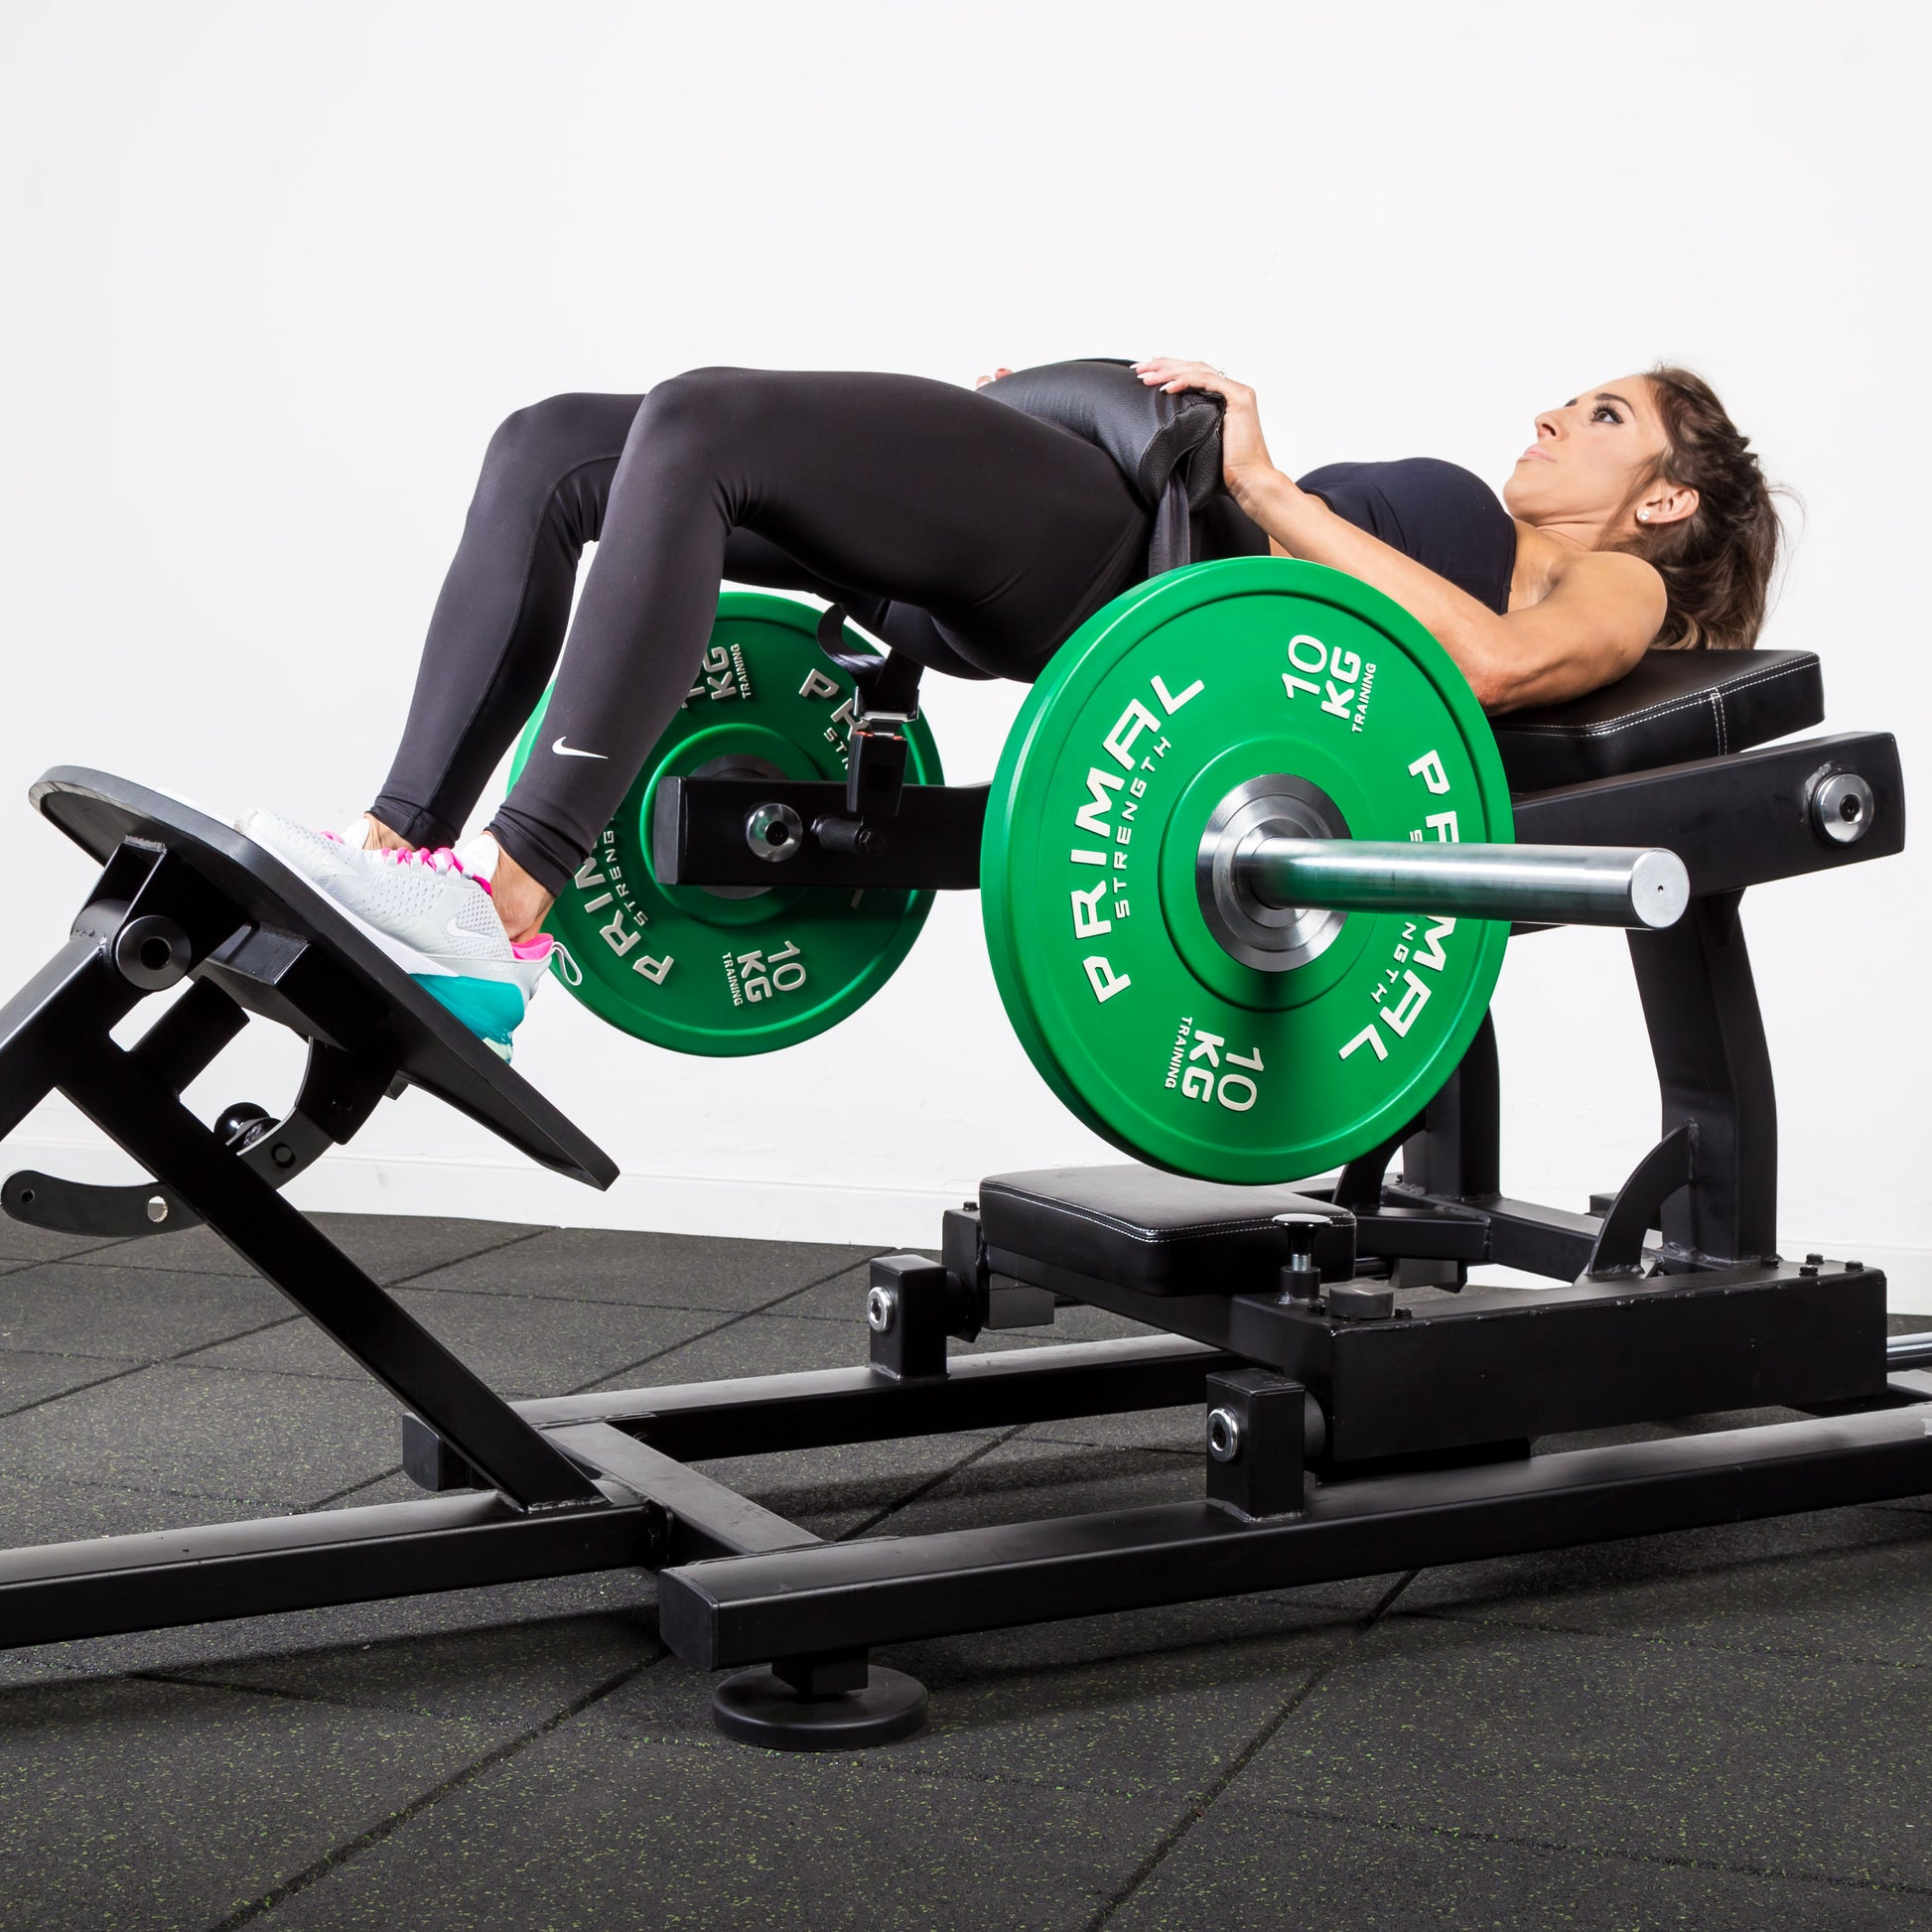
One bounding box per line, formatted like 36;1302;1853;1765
479;392;635;497
627;366;761;456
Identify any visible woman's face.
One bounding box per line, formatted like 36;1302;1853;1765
1502;375;1672;531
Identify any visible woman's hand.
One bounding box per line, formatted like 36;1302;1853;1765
974;367;1014;389
1132;357;1282;508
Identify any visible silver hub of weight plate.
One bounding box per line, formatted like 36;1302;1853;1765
1194;775;1351;973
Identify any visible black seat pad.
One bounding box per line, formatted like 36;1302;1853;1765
1493;648;1823;791
980;1165;1352;1299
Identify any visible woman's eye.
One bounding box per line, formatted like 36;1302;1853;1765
1590;403;1623;424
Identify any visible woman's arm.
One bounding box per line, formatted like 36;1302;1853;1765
1134;357;1662;713
1249;475;1661;711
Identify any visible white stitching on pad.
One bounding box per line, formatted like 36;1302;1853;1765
1498;656;1814;741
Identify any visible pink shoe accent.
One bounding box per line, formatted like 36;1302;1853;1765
373;845;493;896
511;934;555;961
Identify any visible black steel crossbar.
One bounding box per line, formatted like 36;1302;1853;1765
548;1423;821;1562
0;1485;652;1650
518;1335;1233;1458
656;1400;1932;1670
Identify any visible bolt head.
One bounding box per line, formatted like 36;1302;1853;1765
865;1285;897;1333
1205;1406;1243;1463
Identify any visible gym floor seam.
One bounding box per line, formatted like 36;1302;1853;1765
203;1656;665;1931
1074;1568;1419;1930
1172;1799;1932;1899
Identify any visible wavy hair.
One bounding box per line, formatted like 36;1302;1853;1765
1612;365;1787;651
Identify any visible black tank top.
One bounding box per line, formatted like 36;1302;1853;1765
1197;458;1518;616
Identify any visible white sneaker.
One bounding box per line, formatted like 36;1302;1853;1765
233;809;555;1060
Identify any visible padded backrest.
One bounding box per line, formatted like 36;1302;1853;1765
1493;648;1824;792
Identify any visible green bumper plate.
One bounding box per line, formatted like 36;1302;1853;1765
511;594;941;1056
982;557;1512;1182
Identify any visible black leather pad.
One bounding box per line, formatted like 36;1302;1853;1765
1493;648;1823;792
979;1165;1353;1298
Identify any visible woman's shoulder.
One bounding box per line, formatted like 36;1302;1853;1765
1539;538;1670;632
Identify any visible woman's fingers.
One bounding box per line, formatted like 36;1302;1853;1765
1133;359;1279;501
1132;357;1247;399
972;366;1015;389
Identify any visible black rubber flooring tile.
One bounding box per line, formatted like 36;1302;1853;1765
1020;1403;1204;1454
63;1211;549;1284
178;1314;363;1380
165;1609;662;1725
0;1673;549;1932
392;1288;723;1399
0;1361;403;1506
581;1311;878;1390
0;1344;140;1415
1106;1802;1919;1932
0;1465;276;1544
1395;1501;1932;1667
187;1290;719;1399
1222;1614;1932;1891
257;1713;1154;1932
0;1260;285;1361
689;1428;1010;1532
765;1259;871;1320
876;1433;1211;1534
410;1225;882;1311
0;1221;128;1266
616;1593;1380;1804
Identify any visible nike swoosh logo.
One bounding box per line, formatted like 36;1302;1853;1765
551;738;608;759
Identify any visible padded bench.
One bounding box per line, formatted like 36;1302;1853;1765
979;1165;1355;1300
1492;646;1822;790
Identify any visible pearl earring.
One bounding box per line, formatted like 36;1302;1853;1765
1638;510;1650;521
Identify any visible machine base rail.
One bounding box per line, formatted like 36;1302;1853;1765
657;1396;1932;1669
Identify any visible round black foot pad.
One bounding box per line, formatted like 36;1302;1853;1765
711;1665;928;1751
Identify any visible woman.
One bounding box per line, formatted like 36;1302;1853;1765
241;358;1782;1056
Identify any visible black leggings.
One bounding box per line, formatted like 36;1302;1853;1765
371;369;1154;894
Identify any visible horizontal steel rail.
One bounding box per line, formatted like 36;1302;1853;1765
657;1400;1932;1669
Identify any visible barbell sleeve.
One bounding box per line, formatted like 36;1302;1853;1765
1230;836;1691;930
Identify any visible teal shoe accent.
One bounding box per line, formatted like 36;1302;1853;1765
413;973;525;1059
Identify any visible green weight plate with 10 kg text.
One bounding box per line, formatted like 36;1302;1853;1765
982;557;1513;1182
511;593;941;1055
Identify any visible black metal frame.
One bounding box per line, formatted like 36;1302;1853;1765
0;731;1911;1743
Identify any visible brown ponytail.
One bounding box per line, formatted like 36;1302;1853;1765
1616;366;1787;651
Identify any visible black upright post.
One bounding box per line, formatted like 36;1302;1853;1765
1403;1012;1500;1200
1626;892;1778;1265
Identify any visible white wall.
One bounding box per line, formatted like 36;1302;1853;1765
1;2;1926;1284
